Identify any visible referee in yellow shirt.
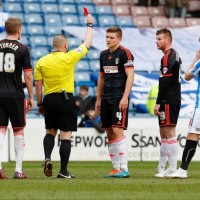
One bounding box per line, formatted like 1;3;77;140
34;14;93;179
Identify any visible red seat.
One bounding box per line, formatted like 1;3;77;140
151;16;169;28
188;0;200;12
133;16;151;28
112;5;131;16
148;6;166;16
168;18;186;28
111;0;130;5
186;18;200;26
93;0;111;5
131;6;149;16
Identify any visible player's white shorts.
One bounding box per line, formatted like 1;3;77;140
188;108;200;134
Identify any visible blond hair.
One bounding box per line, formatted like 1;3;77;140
5;18;22;35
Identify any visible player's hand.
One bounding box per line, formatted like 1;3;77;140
27;97;33;112
119;96;128;110
154;104;160;116
96;100;101;113
38;106;44;116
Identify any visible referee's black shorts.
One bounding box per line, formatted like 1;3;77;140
158;103;180;127
43;93;77;132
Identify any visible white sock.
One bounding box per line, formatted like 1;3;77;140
14;135;25;173
118;136;128;171
158;139;168;171
167;137;178;171
108;140;120;170
0;132;6;169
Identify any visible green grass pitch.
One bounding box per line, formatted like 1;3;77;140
1;161;200;200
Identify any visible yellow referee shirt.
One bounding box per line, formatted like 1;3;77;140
34;44;88;95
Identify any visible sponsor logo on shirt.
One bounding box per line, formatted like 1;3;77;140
76;47;83;53
115;58;119;64
103;66;118;73
196;128;200;131
163;67;168;74
124;60;134;66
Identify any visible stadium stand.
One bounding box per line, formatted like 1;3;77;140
1;0;200;117
133;16;151;28
168;18;186;28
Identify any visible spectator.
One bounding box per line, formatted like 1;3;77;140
75;85;96;116
166;0;189;18
78;108;105;134
146;84;158;115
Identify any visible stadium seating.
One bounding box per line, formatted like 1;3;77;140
3;3;23;12
23;3;41;13
95;5;113;15
44;26;63;36
31;48;50;59
24;14;43;25
44;14;62;26
41;3;59;13
186;18;200;26
112;5;131;16
130;6;149;17
62;14;80;26
151;16;169;28
89;60;100;72
98;15;116;26
29;36;48;48
93;0;111;5
116;16;134;27
75;60;91;72
111;0;130;5
133;16;151;28
168;18;186;28
58;4;78;15
27;25;45;35
2;0;200;117
147;6;166;17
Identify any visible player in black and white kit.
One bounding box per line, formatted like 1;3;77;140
0;18;33;179
154;28;181;178
96;26;134;178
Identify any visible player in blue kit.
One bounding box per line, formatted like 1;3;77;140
168;50;200;178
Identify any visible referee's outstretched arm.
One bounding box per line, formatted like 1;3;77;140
83;14;94;49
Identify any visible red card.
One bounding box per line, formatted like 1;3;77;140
83;7;89;16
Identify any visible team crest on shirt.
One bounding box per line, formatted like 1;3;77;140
115;58;119;64
163;67;168;74
76;47;83;53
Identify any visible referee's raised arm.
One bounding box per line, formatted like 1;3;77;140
83;14;94;49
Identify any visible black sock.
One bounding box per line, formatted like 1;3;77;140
59;140;71;174
180;140;198;170
43;134;55;160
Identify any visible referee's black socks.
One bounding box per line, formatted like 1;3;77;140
43;133;55;160
59;139;71;174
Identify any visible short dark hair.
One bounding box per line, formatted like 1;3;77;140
106;26;122;38
80;85;89;91
156;28;172;42
5;18;22;35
